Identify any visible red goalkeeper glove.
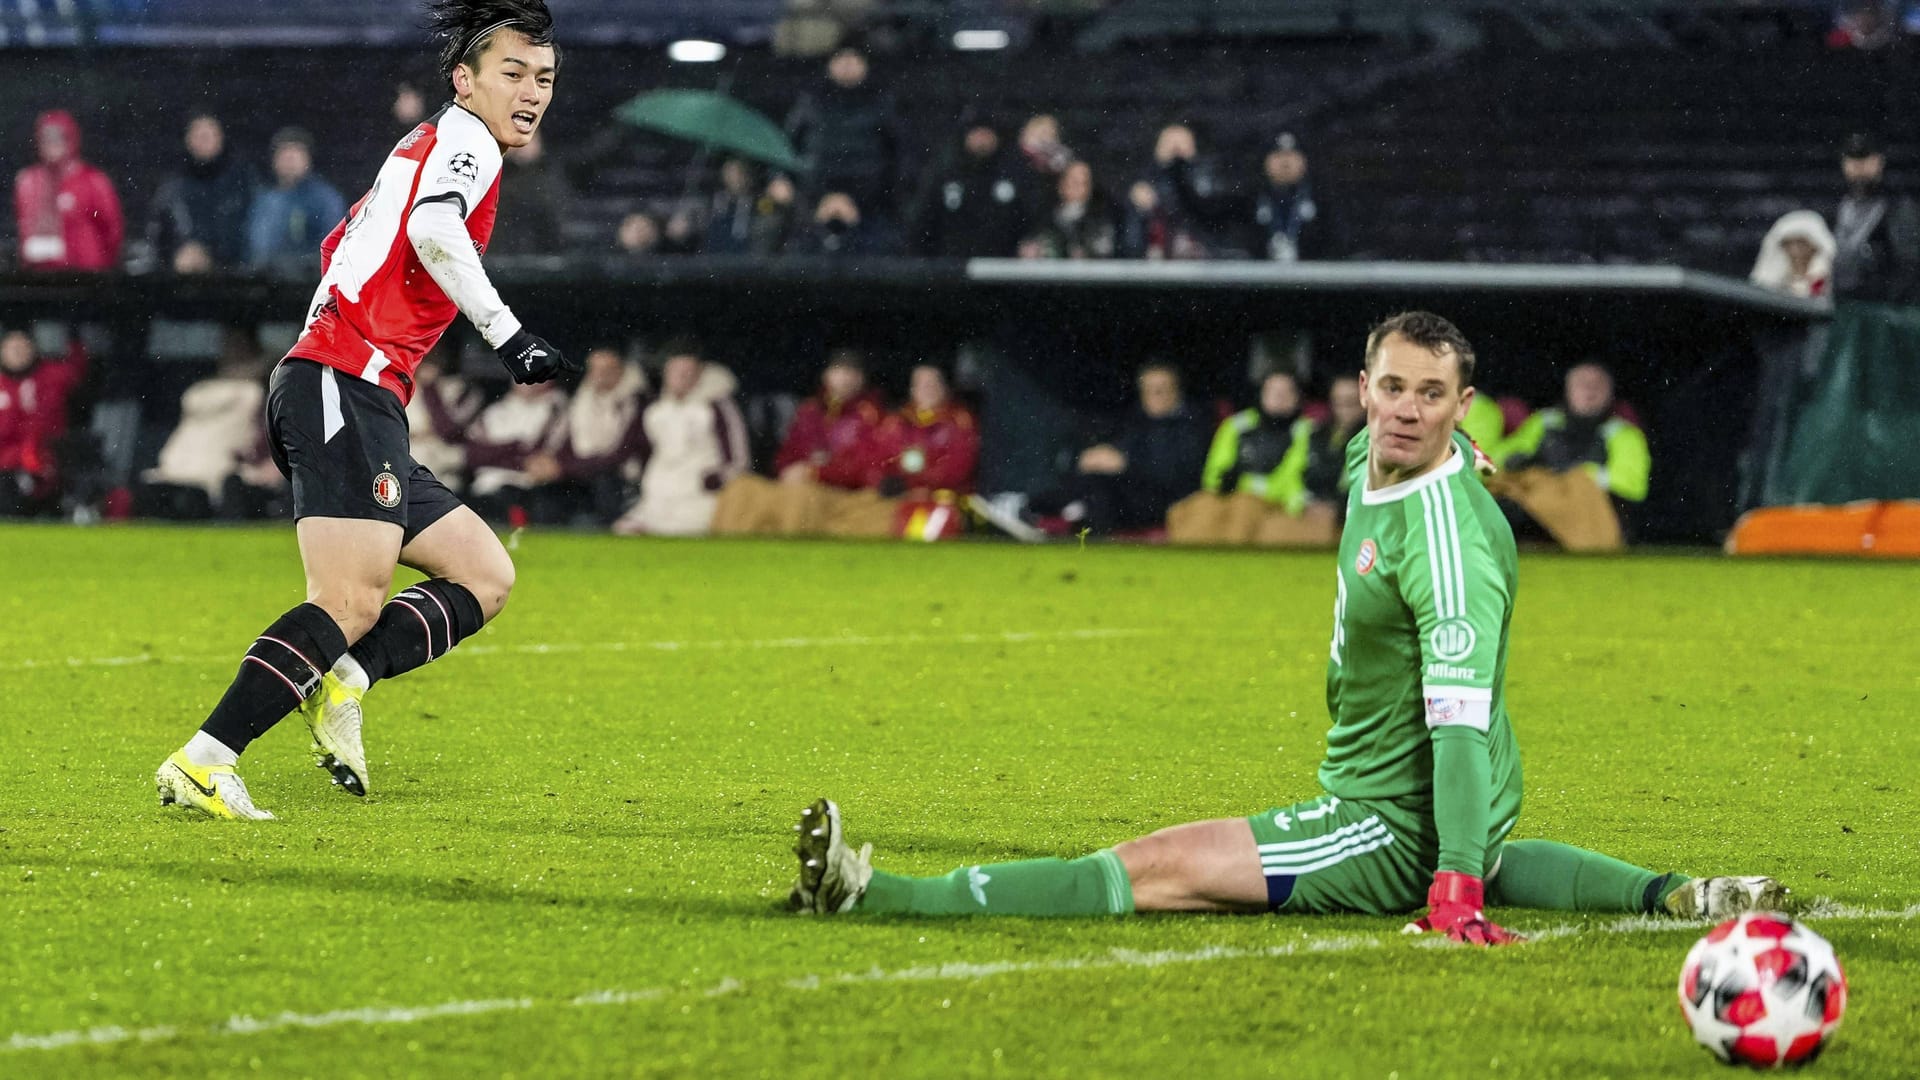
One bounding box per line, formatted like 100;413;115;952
1402;871;1524;946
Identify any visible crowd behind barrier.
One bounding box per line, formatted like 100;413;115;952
1;18;1902;544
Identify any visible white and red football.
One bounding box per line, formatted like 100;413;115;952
1678;913;1847;1069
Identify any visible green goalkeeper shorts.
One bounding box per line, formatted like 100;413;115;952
1247;793;1441;916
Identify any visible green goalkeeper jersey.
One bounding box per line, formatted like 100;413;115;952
1320;428;1523;872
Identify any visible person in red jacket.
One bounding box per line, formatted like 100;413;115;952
13;110;124;271
866;363;979;495
774;347;885;490
0;327;88;516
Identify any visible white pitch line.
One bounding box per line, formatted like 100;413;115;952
0;627;1159;674
6;903;1913;1055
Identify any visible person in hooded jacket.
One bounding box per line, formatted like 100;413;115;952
1751;210;1837;299
0;326;88;515
13;109;124;272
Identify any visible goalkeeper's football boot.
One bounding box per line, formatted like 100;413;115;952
788;798;873;915
155;753;275;821
300;672;368;796
1665;876;1794;920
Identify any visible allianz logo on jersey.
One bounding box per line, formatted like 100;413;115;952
1425;661;1478;681
1427;618;1477;661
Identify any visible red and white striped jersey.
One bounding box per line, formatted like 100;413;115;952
289;104;503;405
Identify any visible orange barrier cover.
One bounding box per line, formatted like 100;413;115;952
1726;501;1920;558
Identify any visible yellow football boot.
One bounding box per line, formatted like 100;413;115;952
155;752;275;821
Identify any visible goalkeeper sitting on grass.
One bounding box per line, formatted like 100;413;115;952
788;311;1790;943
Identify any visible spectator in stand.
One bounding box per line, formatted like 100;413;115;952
1831;134;1920;303
774;347;886;489
536;344;649;524
245;127;346;269
1021;160;1120;259
908;120;1032;258
792;191;893;256
1122;123;1229;260
13;110;124;272
659;204;702;255
392;81;428;129
407;348;484;492
614;340;750;536
136;329;273;519
617;211;662;254
487;130;570;256
866;364;979;495
1497;363;1649;505
1201;371;1314;512
705;157;761;255
1302;374;1365;507
1751;211;1837;298
146;112;257;274
0;326;87;516
1251;132;1340;263
1029;362;1210;535
751;174;800;255
1016;113;1073;191
464;381;571;525
786;46;903;215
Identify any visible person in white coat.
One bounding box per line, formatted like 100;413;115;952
1750;210;1836;298
614;339;747;536
137;332;279;518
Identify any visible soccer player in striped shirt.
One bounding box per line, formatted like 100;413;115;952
156;0;577;820
790;312;1789;937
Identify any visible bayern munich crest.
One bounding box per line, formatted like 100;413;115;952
1355;538;1377;575
372;471;402;509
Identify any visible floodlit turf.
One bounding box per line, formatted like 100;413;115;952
1;523;1916;1078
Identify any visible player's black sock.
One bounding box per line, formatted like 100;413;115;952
347;579;485;686
199;603;349;755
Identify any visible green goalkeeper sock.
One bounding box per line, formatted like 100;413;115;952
1488;839;1683;914
856;850;1135;917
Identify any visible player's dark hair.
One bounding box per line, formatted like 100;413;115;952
424;0;559;89
825;346;865;373
1364;311;1477;389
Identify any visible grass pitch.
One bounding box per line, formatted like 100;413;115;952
1;524;1916;1079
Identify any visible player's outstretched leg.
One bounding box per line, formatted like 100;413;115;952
1488;839;1791;918
788;798;1136;917
157;601;351;821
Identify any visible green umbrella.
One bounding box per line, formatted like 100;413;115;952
614;90;804;174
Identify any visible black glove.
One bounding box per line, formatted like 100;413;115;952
877;475;908;498
496;329;575;385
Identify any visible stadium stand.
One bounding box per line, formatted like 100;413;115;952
0;0;1896;545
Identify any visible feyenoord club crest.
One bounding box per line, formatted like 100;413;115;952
372;471;402;509
1355;538;1378;575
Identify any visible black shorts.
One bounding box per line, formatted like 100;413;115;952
267;357;463;544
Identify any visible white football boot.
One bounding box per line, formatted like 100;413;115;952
789;798;873;915
1665;876;1793;919
300;672;368;796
